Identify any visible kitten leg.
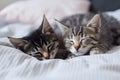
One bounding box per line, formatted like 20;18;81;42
89;43;109;55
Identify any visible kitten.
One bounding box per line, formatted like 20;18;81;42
55;13;120;56
8;16;59;60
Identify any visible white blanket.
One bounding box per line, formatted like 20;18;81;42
0;45;120;80
0;9;120;80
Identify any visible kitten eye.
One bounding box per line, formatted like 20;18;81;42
35;52;41;55
32;52;43;57
48;47;51;52
81;37;94;45
70;41;74;44
47;42;55;52
80;37;85;42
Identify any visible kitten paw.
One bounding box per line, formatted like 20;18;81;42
90;48;103;55
66;53;76;59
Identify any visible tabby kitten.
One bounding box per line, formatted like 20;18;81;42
8;16;59;60
55;13;120;56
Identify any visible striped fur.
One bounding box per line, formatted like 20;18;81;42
55;13;120;56
9;16;59;60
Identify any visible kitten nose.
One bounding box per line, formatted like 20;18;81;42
75;46;79;51
74;42;80;51
43;52;49;59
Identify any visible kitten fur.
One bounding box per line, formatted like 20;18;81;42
8;16;60;60
55;13;120;56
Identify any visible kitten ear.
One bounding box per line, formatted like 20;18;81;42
8;37;31;52
54;19;70;37
39;15;54;34
87;14;101;33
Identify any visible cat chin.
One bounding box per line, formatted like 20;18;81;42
73;52;86;56
69;50;86;56
69;47;76;53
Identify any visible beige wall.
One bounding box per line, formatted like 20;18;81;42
0;0;17;10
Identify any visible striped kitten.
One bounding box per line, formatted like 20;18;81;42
8;16;59;60
55;13;120;56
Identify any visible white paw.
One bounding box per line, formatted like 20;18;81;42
90;48;103;55
67;54;76;59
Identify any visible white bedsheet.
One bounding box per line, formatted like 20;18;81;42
0;9;120;80
0;45;120;80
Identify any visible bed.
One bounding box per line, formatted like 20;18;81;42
0;0;120;80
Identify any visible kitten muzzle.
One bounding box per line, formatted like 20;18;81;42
43;52;49;59
74;42;80;51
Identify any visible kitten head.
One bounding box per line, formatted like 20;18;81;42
55;14;101;55
9;15;59;60
31;40;59;60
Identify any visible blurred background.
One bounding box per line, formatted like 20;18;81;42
0;0;120;26
0;0;16;10
0;0;120;12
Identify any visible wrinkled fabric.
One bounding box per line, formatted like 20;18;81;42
0;45;120;80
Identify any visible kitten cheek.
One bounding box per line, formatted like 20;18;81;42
82;40;93;46
50;49;58;58
81;42;88;47
69;46;77;53
50;52;56;58
65;43;72;48
81;45;87;48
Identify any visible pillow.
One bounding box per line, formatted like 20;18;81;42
0;0;90;26
90;0;120;12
